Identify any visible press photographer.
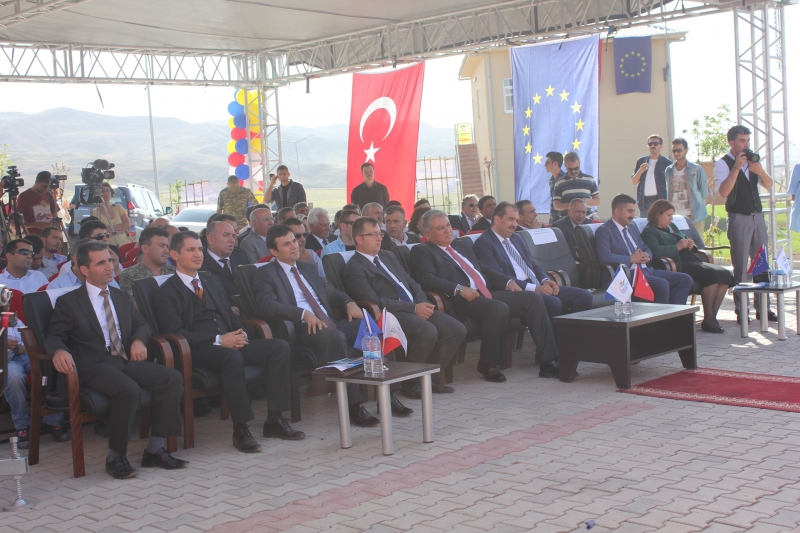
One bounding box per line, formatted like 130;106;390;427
13;171;61;235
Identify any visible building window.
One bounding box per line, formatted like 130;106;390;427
503;78;513;113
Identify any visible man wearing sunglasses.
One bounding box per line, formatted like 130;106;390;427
320;210;359;258
552;152;600;220
285;218;326;279
448;194;480;235
665;138;709;236
632;134;672;217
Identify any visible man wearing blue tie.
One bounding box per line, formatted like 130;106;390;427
473;202;593;321
595;194;693;305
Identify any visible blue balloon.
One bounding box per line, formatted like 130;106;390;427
235;139;249;154
235;164;250;180
233;113;247;129
228;101;244;116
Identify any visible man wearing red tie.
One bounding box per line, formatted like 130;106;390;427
409;210;563;381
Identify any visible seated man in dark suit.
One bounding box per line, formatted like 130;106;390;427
552;198;591;258
595;194;693;305
47;241;187;479
156;231;301;453
474;202;593;321
305;207;335;252
253;225;409;425
410;210;563;380
202;220;249;296
470;195;496;232
514;200;545;230
344;217;467;396
448;194;480;235
381;205;420;251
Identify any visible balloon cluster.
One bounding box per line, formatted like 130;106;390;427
226;89;263;184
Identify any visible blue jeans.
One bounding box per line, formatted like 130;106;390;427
4;353;63;430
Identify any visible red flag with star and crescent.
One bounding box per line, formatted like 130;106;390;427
632;264;655;302
347;63;425;212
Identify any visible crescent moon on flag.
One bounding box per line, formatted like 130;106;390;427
359;97;397;142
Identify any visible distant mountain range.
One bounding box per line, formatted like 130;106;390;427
0;108;458;196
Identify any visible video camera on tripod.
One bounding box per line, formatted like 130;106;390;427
79;159;115;205
2;166;24;198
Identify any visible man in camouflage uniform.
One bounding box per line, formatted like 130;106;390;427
217;175;258;230
119;227;176;305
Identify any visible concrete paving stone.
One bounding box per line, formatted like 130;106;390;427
761;509;800;528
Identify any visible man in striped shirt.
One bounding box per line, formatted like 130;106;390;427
552;152;600;219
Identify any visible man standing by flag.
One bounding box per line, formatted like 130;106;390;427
351;163;390;209
716;125;776;322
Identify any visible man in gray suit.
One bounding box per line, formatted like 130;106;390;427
240;206;274;263
343;217;467;399
252;224;413;425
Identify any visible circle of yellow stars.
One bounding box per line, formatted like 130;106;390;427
522;84;585;165
619;51;647;78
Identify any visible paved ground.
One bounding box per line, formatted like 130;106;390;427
3;296;800;533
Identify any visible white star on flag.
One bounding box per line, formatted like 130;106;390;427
364;141;380;163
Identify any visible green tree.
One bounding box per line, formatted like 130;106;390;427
168;179;184;209
0;144;12;171
690;104;733;163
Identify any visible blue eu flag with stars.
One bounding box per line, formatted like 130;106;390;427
614;36;652;94
511;36;600;213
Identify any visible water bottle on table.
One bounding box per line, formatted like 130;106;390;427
361;335;382;376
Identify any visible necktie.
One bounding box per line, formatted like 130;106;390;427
322;238;329;246
445;246;492;298
290;266;337;330
622;227;637;255
99;290;127;360
219;258;231;274
502;239;539;286
191;278;204;299
373;256;412;302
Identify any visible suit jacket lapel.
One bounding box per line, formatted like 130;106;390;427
199;272;232;331
77;285;103;337
109;289;130;346
274;262;298;307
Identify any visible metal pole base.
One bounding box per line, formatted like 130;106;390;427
4;497;36;512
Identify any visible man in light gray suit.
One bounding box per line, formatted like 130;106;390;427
240;206;274;263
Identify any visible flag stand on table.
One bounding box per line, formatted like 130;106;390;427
746;245;768;276
379;309;407;356
605;266;633;303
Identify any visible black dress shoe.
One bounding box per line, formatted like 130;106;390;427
403;384;422;400
193;399;212;417
755;310;779;322
41;422;70;443
735;309;752;324
142;448;189;469
540;361;578;380
263;418;305;440
349;404;380;427
388;395;414;416
701;322;725;334
477;362;507;383
431;381;455;394
106;455;138;479
233;426;262;453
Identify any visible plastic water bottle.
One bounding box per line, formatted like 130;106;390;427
771;259;779;287
623;301;632;315
361;335;382;376
614;301;623;315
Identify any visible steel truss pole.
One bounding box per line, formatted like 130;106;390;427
733;4;791;259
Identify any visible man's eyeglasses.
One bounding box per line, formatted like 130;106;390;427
359;232;382;239
293;232;308;239
9;249;33;256
92;233;110;240
672;149;685;154
566;166;580;174
647;141;662;147
465;203;477;208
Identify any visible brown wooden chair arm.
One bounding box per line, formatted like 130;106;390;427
547;270;571;286
425;291;448;313
160;334;193;376
149;335;175;369
693;250;713;263
660;257;678;272
356;300;381;320
242;319;272;339
20;328;51;361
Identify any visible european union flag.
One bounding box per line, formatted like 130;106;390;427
614;36;652;94
511;36;600;213
353;311;382;349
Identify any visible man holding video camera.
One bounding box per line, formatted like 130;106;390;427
16;171;61;235
715;125;774;321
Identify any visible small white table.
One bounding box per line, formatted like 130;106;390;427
735;283;800;340
324;362;439;455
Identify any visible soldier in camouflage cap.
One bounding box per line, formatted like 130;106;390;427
119;226;176;305
217;175;258;230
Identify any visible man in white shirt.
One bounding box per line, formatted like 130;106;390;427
2;239;67;449
321;209;359;257
239;206;274;263
38;226;67;278
631;134;672;217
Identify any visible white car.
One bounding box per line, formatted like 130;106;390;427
168;205;219;234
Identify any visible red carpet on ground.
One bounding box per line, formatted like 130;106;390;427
621;368;800;413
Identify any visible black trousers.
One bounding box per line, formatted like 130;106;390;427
191;338;291;424
393;310;466;369
493;291;558;364
81;356;183;455
451;295;509;368
297;319;365;405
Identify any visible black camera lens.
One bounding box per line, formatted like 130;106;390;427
744;149;761;163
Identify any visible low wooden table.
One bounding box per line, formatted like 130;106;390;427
734;284;800;340
324;362;439;455
553;303;699;389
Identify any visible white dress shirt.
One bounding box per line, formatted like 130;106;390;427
276;260;328;319
206;249;232;273
46;266;119;290
714;151;755;190
491;230;538;291
644;158;659;196
0;268;49;294
85;281;122;350
175;269;202;293
390;233;409;246
39;253;67;278
438;244;487;290
357;251;413;301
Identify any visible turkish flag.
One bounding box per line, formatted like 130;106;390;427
347;63;425;212
632;265;655;302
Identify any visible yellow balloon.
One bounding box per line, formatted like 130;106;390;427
235;89;247;105
247;90;259;104
249;124;261;134
228;117;236;129
227;140;237;153
251;138;262;152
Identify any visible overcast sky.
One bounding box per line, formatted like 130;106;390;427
0;9;797;153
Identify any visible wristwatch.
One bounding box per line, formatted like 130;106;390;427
215;334;222;345
454;284;465;296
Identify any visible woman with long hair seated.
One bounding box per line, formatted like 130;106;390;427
642;199;733;333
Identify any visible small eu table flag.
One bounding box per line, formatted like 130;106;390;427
614;36;652;94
